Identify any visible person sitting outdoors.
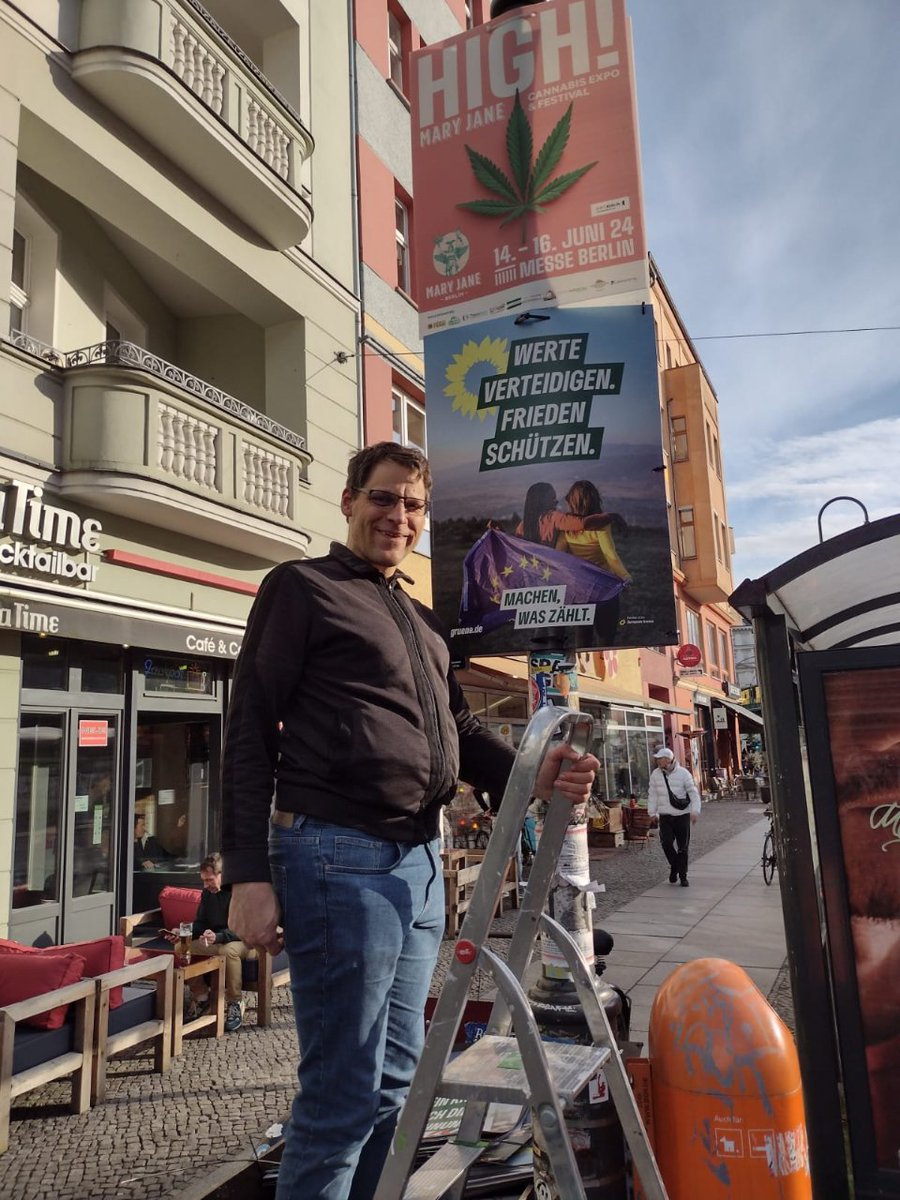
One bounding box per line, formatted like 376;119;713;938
175;852;255;1032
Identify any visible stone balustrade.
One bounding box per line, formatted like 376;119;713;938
53;340;311;548
75;0;313;247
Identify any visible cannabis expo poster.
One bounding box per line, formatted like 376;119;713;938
425;305;677;660
410;0;647;335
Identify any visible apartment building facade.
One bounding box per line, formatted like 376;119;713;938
0;0;359;944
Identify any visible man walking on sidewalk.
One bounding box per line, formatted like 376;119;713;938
648;747;701;886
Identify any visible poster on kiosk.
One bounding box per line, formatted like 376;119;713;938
424;305;677;661
410;0;648;336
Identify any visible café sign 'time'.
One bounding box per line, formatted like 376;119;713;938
0;479;102;582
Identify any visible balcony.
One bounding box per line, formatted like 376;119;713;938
3;335;313;561
72;0;314;249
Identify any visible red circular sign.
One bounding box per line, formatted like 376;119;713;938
676;643;702;668
455;940;477;965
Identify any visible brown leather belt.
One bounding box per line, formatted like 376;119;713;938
271;810;295;828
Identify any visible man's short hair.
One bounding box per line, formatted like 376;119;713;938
200;852;222;875
346;441;432;495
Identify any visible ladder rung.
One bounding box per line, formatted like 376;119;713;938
439;1035;610;1106
402;1140;487;1200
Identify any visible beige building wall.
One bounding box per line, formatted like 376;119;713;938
0;634;21;932
0;0;360;938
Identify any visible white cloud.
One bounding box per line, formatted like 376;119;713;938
629;1;900;586
728;417;900;579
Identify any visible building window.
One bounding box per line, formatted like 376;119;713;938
720;519;731;567
714;514;723;562
392;384;426;453
665;342;673;370
9;228;28;334
705;420;714;468
395;194;411;294
719;630;731;678
706;621;720;676
677;506;696;559
713;433;722;478
685;607;702;657
9;193;58;346
104;286;147;348
465;0;475;28
388;7;407;92
670;414;688;462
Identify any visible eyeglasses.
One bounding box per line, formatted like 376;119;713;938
353;488;429;514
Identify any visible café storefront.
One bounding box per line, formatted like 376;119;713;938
5;587;244;948
0;479;260;948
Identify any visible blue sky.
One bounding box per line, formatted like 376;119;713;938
628;0;900;583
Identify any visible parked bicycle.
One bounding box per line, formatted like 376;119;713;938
761;807;777;885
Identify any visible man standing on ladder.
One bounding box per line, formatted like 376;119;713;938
647;747;701;887
220;442;600;1200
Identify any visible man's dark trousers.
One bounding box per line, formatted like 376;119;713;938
658;813;692;882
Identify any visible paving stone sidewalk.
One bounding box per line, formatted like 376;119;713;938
1;799;791;1200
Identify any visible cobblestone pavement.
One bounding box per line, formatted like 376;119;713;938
1;800;792;1199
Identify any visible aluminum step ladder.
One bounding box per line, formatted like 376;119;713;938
375;704;668;1200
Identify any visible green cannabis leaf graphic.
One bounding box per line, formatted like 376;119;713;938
458;92;597;246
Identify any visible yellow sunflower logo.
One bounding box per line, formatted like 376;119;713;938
443;335;508;420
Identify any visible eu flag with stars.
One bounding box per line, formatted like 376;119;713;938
459;529;625;632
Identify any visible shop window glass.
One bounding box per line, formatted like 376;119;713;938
604;723;630;799
462;688;488;718
626;728;652;799
81;644;123;694
22;636;68;690
133;717;211;885
13;713;64;907
72;717;117;896
491;693;528;720
141;654;214;695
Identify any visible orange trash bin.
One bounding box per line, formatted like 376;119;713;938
649;957;812;1198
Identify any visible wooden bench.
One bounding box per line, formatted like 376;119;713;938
0;978;96;1154
92;955;174;1103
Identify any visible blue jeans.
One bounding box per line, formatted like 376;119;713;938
269;815;444;1200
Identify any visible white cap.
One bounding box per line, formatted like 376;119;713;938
653;747;674;760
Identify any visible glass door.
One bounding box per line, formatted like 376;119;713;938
130;713;219;914
66;712;120;941
12;712;66;944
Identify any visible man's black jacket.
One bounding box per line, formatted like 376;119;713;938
191;885;238;943
221;544;516;884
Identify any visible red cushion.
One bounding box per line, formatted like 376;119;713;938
0;949;87;1029
159;886;201;931
0;936;127;1009
41;936;127;1009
